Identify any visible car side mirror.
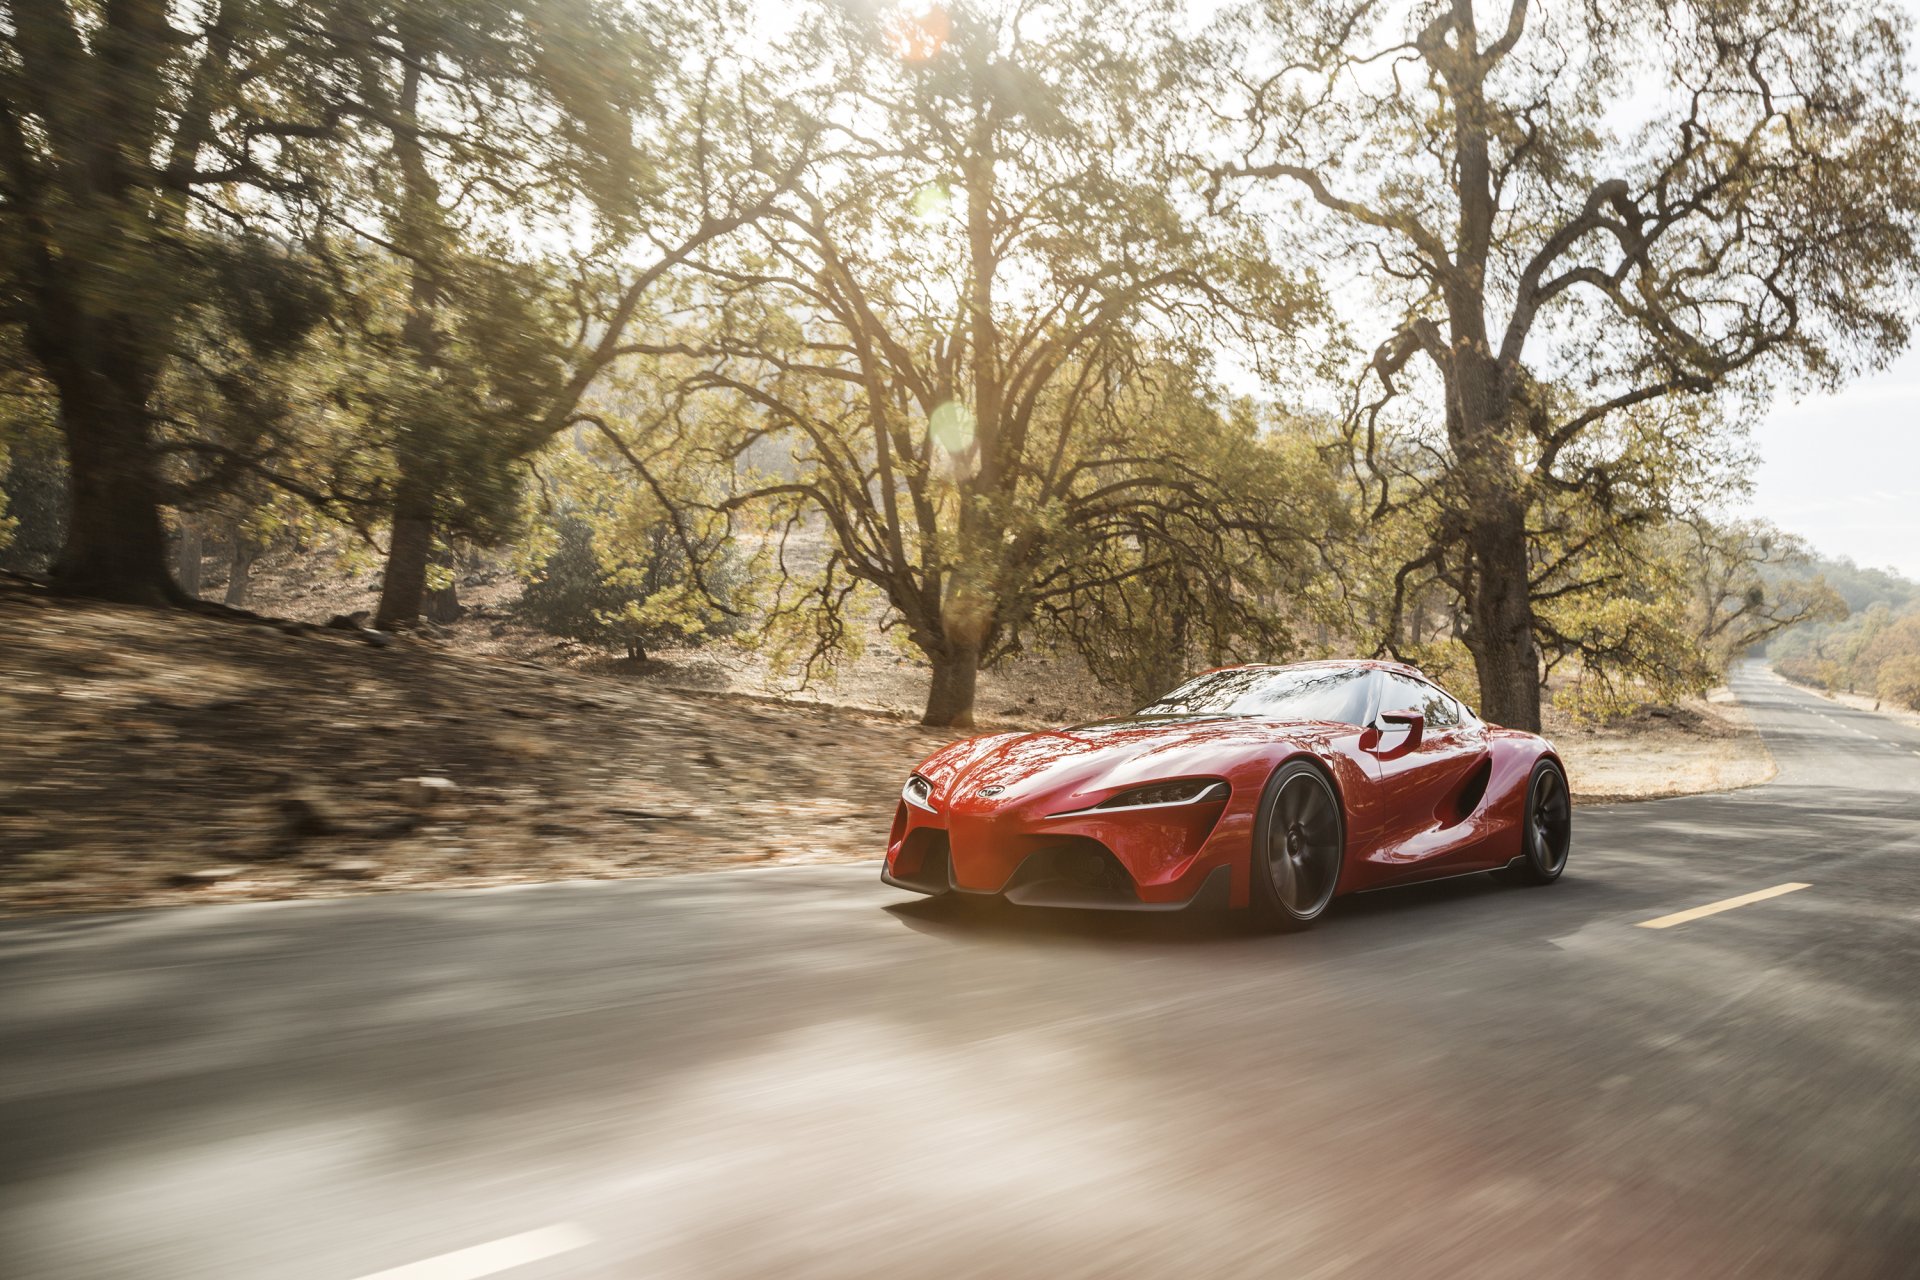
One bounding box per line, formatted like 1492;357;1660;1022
1374;708;1425;754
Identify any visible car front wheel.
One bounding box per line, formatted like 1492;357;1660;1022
1251;761;1345;930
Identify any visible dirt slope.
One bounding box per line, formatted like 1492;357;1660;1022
0;584;958;916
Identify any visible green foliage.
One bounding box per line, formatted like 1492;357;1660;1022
518;515;740;658
0;361;65;573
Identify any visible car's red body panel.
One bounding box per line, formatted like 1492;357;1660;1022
884;661;1559;911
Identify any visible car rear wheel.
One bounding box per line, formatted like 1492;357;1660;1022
1251;761;1345;931
1498;759;1572;885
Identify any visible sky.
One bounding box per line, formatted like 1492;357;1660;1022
1744;0;1920;580
1753;349;1920;579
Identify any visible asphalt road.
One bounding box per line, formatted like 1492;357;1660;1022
3;663;1918;1280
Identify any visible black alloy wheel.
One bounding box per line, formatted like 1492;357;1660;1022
1502;760;1571;885
1252;761;1345;930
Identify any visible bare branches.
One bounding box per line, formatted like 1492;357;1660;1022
1216;158;1453;272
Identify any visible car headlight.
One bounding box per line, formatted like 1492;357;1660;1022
1049;778;1229;817
1096;778;1229;809
902;774;937;812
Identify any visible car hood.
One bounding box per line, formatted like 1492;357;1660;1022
915;715;1351;813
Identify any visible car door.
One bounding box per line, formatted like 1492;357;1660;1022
1360;673;1492;884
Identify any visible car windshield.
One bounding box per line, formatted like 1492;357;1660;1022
1135;667;1373;726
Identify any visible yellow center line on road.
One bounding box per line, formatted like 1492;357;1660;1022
1638;883;1812;930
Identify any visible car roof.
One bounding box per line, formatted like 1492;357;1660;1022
1198;658;1433;682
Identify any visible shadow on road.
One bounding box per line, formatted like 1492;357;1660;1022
884;893;1258;947
881;866;1568;948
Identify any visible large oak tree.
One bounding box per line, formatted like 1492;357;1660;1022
1214;0;1920;729
617;0;1315;726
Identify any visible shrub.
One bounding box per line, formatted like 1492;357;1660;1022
517;514;739;659
1877;654;1920;711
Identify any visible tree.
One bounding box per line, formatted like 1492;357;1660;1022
0;0;352;602
631;0;1311;725
317;0;807;631
320;0;621;630
1681;517;1845;665
1027;384;1346;706
0;346;61;572
518;512;742;661
1213;0;1920;729
1877;652;1920;711
1334;394;1846;716
0;1;798;616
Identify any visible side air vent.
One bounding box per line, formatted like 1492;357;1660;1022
1453;759;1492;822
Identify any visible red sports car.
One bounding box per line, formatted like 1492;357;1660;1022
882;660;1571;928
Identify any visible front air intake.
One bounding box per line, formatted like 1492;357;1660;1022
891;828;952;893
1001;838;1140;907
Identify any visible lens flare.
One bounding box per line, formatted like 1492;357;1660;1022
884;4;951;63
909;180;953;222
929;400;976;454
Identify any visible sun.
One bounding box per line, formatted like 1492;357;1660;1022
883;3;951;63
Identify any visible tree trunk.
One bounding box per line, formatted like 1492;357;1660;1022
423;540;463;624
922;641;981;728
45;370;178;605
369;55;453;636
224;528;259;606
375;477;435;630
1461;501;1542;731
174;523;204;599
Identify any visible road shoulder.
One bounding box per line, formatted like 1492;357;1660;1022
1557;684;1775;805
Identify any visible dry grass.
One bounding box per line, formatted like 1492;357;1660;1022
1548;686;1775;803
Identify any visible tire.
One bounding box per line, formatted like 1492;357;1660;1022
1497;759;1572;886
1250;760;1346;931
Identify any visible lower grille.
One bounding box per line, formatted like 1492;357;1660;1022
1000;838;1141;907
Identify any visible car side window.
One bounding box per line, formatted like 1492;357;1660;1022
1383;673;1460;729
1381;673;1427;718
1422;684;1461;728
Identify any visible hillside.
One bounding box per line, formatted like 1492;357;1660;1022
0;582;959;916
1;582;1774;917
